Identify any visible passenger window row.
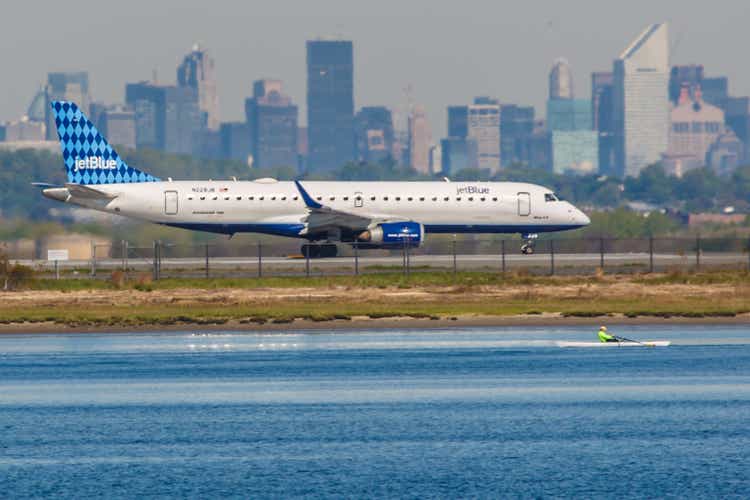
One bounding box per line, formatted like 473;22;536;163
187;195;502;202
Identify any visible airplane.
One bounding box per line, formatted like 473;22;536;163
39;101;590;257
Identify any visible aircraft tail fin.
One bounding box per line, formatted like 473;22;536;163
50;101;159;185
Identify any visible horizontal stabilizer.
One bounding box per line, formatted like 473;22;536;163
65;183;117;200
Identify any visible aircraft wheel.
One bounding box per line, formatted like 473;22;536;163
521;243;535;255
320;244;338;258
301;244;321;258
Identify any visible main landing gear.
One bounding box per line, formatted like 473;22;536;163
301;243;338;258
520;233;538;255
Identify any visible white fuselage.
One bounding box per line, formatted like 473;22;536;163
51;179;590;240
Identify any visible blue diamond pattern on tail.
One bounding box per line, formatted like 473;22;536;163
51;101;160;185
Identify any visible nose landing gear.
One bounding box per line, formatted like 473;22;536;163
520;233;538;255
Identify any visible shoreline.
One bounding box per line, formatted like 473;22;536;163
2;313;749;335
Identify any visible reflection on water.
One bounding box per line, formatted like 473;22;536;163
1;325;749;498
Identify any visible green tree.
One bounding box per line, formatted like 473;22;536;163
624;163;675;204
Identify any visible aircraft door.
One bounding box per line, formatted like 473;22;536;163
354;191;363;208
164;191;178;215
517;192;530;216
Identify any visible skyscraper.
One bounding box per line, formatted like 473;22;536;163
44;72;90;139
98;106;136;150
441;137;478;175
447;106;469;138
668;86;724;162
306;40;355;171
467;98;501;173
500;104;535;167
245;80;298;169
669;64;704;104
177;44;220;130
355;106;394;164
219;122;252;164
547;99;592;131
702;77;729;111
125;82;201;154
546;59;597;174
549;59;574;100
592;71;615;174
613;23;670;177
551;132;598;175
408;105;431;173
726;97;750;163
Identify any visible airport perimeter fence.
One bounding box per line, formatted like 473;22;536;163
6;235;750;280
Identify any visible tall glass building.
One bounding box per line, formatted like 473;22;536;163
177;44;220;131
613;23;670;177
306;40;355;172
546;99;592;131
551;131;598;175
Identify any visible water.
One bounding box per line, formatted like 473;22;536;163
1;325;749;498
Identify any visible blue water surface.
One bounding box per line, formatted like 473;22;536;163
1;325;749;498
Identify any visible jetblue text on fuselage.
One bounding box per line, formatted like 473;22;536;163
74;157;117;171
456;186;490;195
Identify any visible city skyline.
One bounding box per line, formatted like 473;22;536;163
2;0;749;137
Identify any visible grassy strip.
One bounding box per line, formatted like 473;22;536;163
22;269;750;292
1;295;748;327
24;271;583;292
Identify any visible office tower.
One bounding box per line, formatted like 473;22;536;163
306;39;355;171
408;105;431;173
26;87;46;123
726;97;750;163
549;59;574;100
500;104;535;167
467;97;501;173
245;79;298;168
355;106;394;164
447;105;469;138
429;144;442;174
702;77;729;111
669;64;704;104
125;82;201;154
551;131;598;174
441;137;478;175
613;23;670;177
546;60;596;174
592;72;615;174
547;99;592;131
547;59;590;131
98;106;136;150
668;85;724;161
592;72;614;131
219;122;252;164
177;44;220;130
44;72;90;139
528;120;552;169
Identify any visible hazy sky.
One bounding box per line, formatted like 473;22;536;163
2;0;749;136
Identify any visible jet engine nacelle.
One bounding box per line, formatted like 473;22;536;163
358;221;424;247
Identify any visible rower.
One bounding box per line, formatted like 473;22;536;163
598;326;617;343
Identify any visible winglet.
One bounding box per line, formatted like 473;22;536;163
294;180;322;209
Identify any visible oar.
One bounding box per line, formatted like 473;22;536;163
613;335;648;346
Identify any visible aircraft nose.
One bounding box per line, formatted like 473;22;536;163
579;210;591;226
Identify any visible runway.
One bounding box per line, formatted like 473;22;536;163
18;251;750;276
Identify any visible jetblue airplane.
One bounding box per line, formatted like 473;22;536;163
39;101;590;257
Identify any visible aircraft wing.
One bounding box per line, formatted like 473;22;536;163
65;183;118;200
294;180;404;235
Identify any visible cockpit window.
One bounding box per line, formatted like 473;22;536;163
545;193;560;202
